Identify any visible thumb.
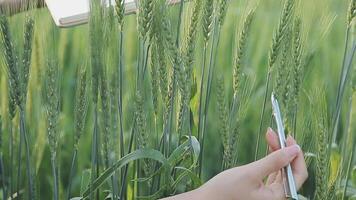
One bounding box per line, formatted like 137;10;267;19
249;145;301;179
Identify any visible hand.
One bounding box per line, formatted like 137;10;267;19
164;128;308;200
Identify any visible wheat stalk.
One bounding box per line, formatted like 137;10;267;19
1;13;36;199
89;1;104;199
67;65;88;199
45;58;60;200
331;0;356;144
255;0;295;160
198;0;214;157
0;115;6;200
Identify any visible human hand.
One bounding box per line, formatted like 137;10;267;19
164;128;308;200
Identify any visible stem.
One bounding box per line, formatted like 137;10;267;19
67;148;77;200
9;120;13;200
197;44;208;143
339;91;355;186
0;125;6;200
0;155;5;200
20;109;34;200
293;104;298;139
342;146;354;200
51;156;59;200
118;28;125;200
16;121;22;199
199;22;221;177
119;120;136;200
334;28;350;124
197;44;207;177
331;26;353;143
255;72;272;161
90;105;99;200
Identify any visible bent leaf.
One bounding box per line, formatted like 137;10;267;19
82;148;168;199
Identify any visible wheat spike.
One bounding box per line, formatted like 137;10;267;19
45;59;60;157
115;0;125;27
217;0;228;26
20;16;34;108
216;76;230;169
268;0;295;69
100;67;111;168
233;8;255;96
135;91;147;149
89;0;104;104
184;0;202;69
291;18;303;106
150;44;159;116
138;0;154;40
202;0;214;43
0;15;20;107
74;66;89;149
348;0;356;25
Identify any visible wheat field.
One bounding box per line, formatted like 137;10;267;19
0;0;355;199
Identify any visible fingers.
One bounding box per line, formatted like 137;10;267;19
248;144;301;179
265;128;308;188
286;136;308;189
266;128;280;152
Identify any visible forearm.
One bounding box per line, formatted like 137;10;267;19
160;186;217;200
161;190;204;200
0;0;44;15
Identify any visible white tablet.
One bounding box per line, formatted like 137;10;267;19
45;0;179;28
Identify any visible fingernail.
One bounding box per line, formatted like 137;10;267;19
267;127;273;133
285;145;301;157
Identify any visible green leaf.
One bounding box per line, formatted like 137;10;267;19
329;147;341;183
172;166;202;189
134;136;201;199
168;136;200;165
82;148;168;199
134;136;200;184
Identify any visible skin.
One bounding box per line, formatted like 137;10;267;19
162;128;308;200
